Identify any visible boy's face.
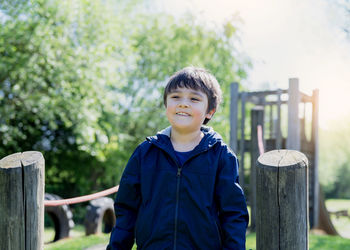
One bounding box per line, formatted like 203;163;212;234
165;87;215;133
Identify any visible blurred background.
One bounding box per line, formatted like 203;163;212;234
1;0;350;246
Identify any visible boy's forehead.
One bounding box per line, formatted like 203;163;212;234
169;87;206;96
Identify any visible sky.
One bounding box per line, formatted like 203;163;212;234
152;0;350;128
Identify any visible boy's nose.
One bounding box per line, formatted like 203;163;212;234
178;100;190;107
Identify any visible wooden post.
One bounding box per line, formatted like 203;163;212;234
230;82;239;153
287;78;300;150
0;151;45;250
269;104;273;139
311;89;319;228
250;106;264;231
276;89;282;149
240;92;247;189
256;150;309;250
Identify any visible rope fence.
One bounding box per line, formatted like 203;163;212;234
44;185;119;207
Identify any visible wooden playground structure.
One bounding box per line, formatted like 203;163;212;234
229;78;337;234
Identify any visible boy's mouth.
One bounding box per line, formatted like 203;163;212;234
176;112;190;116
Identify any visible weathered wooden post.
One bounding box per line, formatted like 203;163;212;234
311;88;319;228
256;150;308;250
230;82;239;153
250;106;264;231
287;78;300;150
0;151;45;250
239;92;247;189
276;89;282;149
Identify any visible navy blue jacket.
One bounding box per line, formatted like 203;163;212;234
108;126;249;250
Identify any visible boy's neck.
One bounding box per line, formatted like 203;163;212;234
170;127;204;152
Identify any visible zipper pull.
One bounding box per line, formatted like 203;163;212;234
177;167;182;177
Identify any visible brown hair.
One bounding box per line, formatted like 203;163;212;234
163;66;222;124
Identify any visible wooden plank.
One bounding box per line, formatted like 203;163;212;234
301;92;313;103
276;89;282;149
269;104;273;138
230;82;239;153
22;151;45;249
0;153;25;250
256;159;279;249
239;89;288;97
240;92;247;189
250;106;264;231
256;150;309;250
311;89;319;228
265;100;288;105
287;78;300;150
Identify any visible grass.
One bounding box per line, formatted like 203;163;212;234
326;199;350;238
44;231;350;249
44;225;110;250
44;225;87;244
309;234;350;249
246;233;350;250
45;234;110;250
44;199;350;249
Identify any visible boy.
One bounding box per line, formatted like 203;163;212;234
107;67;249;249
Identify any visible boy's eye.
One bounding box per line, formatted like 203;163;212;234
191;97;200;102
171;95;179;99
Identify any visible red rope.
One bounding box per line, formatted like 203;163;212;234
44;185;119;207
257;125;265;155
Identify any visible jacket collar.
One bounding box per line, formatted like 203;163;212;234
146;126;221;154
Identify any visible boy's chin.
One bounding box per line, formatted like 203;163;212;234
170;123;201;132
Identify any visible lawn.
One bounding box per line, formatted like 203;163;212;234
44;199;350;249
326;199;350;238
44;231;350;250
44;225;110;250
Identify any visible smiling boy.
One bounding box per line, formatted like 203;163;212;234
107;67;249;250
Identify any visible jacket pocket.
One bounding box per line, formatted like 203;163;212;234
135;208;150;248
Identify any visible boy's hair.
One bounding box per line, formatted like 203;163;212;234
163;66;222;124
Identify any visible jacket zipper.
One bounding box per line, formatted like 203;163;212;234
173;166;182;250
214;220;222;246
172;149;212;250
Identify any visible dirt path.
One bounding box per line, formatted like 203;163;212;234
84;243;107;250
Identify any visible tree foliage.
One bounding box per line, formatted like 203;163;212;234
319;117;350;199
0;0;249;206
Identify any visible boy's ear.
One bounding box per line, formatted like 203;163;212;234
206;108;216;119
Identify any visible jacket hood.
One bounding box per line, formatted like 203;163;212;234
146;126;222;152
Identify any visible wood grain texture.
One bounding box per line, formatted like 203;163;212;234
0;151;44;250
0;153;25;250
250;106;264;231
256;150;308;250
287;78;300;150
230;82;239;153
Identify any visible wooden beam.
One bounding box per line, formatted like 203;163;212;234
287;78;300;150
230;82;239;153
311;89;320;228
250;106;264;231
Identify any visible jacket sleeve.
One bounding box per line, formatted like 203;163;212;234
215;149;249;250
107;146;141;250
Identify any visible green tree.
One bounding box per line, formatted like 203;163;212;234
0;0;250;217
0;0;133;196
319;116;350;198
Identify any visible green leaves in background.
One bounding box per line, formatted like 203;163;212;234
319;117;350;199
0;0;249;217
